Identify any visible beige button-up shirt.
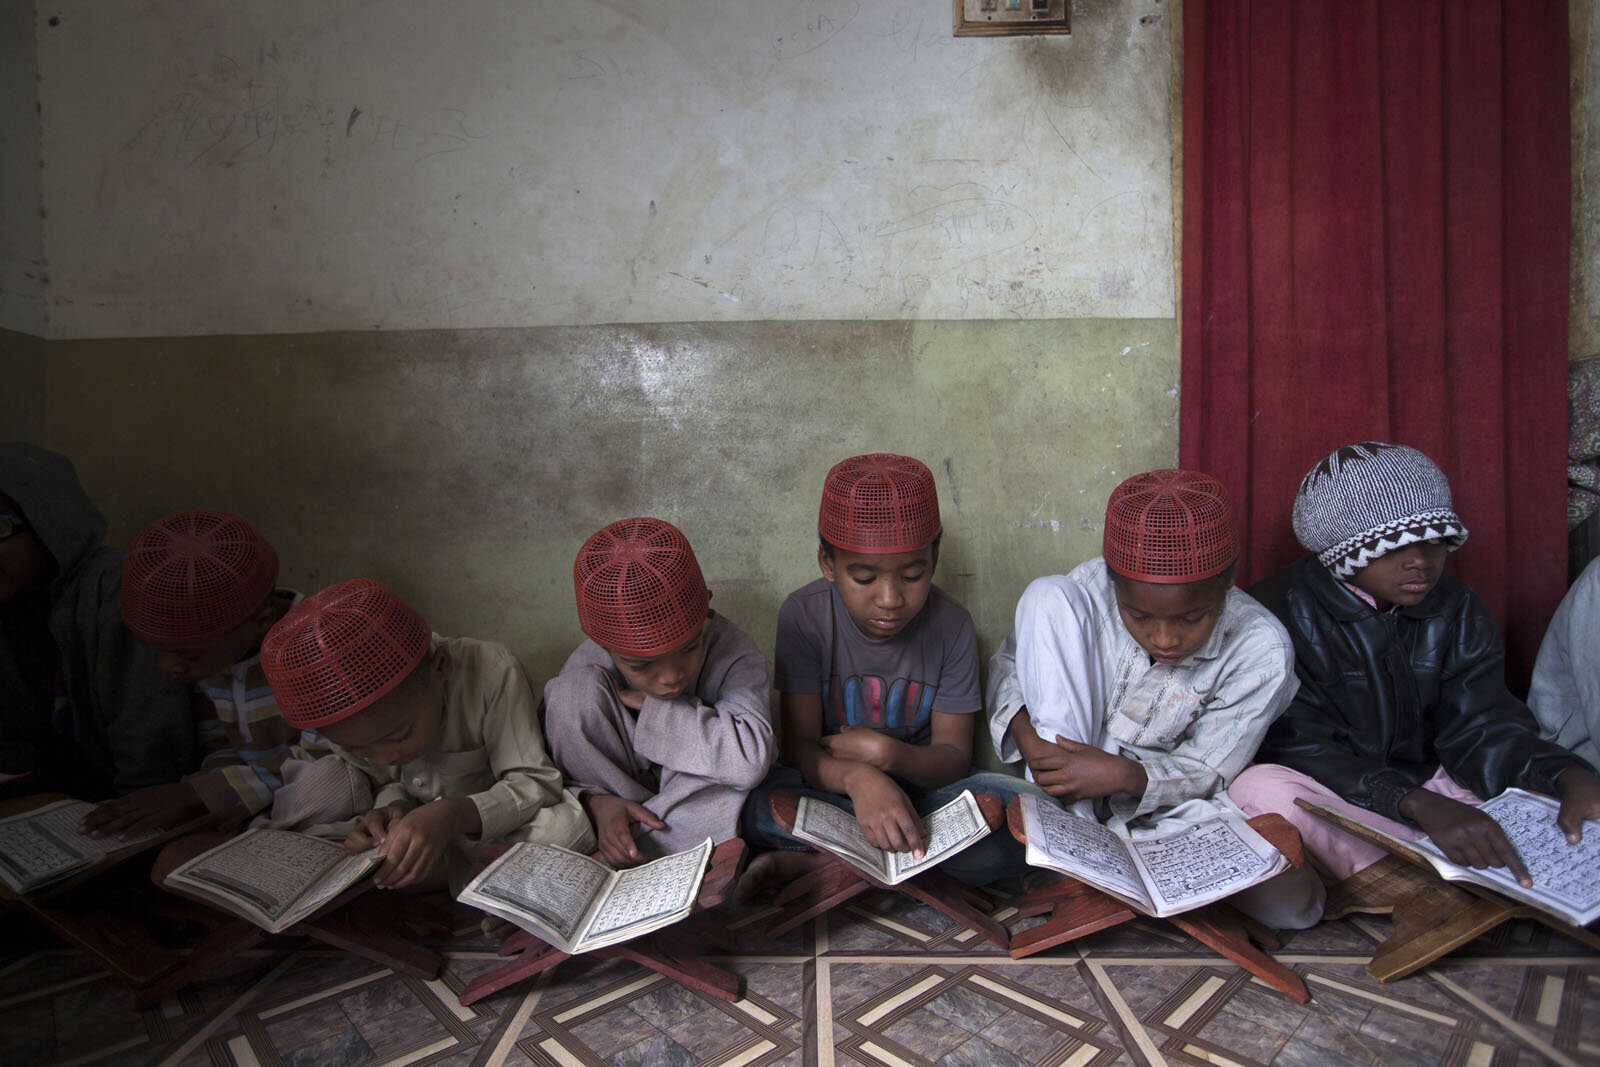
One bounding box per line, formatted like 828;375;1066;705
332;635;591;850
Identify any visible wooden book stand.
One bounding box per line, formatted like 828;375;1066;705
137;831;450;1009
1005;798;1311;1003
1301;800;1600;982
762;791;1010;949
458;837;748;1006
0;793;214;991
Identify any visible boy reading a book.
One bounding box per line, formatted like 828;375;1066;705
1232;442;1600;892
81;510;328;838
0;444;195;801
260;578;592;889
543;517;774;867
988;469;1317;927
741;453;1042;889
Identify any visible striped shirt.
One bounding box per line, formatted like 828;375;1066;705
188;594;330;817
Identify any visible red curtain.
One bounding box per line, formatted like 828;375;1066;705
1180;0;1570;685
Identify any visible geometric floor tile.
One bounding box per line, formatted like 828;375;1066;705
2;888;1595;1066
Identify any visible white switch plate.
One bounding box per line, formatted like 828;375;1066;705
954;0;1070;37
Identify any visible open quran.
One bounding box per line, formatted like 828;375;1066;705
0;798;163;894
1303;788;1600;927
458;838;713;954
790;789;991;885
164;828;382;933
1017;794;1287;917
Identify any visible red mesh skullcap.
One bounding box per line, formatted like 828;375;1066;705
260;579;431;729
818;454;942;554
1102;470;1239;583
574;518;710;658
121;509;279;644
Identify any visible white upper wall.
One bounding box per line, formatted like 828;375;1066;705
31;0;1174;338
1;0;45;336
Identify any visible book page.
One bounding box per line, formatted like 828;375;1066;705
581;838;712;949
1127;818;1282;915
1020;796;1150;908
468;844;612;945
888;791;988;881
0;800;160;892
792;797;891;881
170;829;354;925
289;849;381;923
1418;789;1600;923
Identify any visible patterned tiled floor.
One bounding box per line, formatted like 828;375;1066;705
2;883;1596;1066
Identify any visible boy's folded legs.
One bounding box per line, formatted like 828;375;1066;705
740;764;1050;887
1230;762;1481;883
1229;864;1326;930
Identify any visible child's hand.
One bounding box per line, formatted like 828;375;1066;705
374;801;462;888
80;782;205;838
1404;790;1532;887
1025;736;1147;803
345;804;406;854
585;793;667;868
819;727;896;771
1556;769;1600;843
845;768;926;857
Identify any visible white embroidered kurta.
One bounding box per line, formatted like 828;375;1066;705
987;558;1298;831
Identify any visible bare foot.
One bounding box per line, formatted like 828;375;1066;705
733;850;830;904
480;914;517;942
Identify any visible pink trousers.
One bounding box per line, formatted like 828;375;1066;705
1228;763;1483;882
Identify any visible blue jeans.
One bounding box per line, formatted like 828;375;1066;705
740;764;1052;887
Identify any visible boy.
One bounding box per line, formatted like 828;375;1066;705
742;453;1039;888
0;443;195;800
1528;556;1600;767
1232;442;1600;890
82;510;327;837
544;517;773;867
261;578;591;889
988;469;1314;926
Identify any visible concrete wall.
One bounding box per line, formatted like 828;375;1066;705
0;1;44;336
1575;0;1598;359
28;0;1175;338
0;2;1185;771
0;331;49;443
40;319;1176;719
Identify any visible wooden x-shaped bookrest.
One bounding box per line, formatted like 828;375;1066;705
1006;798;1310;1003
763;791;1010;949
136;831;451;1009
0;793;214;991
1303;801;1600;982
458;837;748;1006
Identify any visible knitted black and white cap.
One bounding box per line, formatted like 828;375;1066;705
1292;442;1468;578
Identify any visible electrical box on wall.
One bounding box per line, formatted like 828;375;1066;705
954;0;1070;37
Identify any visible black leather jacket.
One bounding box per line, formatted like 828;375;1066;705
1249;556;1591;823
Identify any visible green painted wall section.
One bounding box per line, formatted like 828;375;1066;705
37;318;1176;764
0;331;48;442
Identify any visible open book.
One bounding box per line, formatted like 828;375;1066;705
1303;788;1600;927
0;798;163;894
165;828;382;933
1018;795;1287;917
459;837;712;954
791;789;991;885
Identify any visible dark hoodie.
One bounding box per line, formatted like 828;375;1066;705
0;443;196;797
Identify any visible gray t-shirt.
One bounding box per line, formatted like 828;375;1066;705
774;579;981;746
